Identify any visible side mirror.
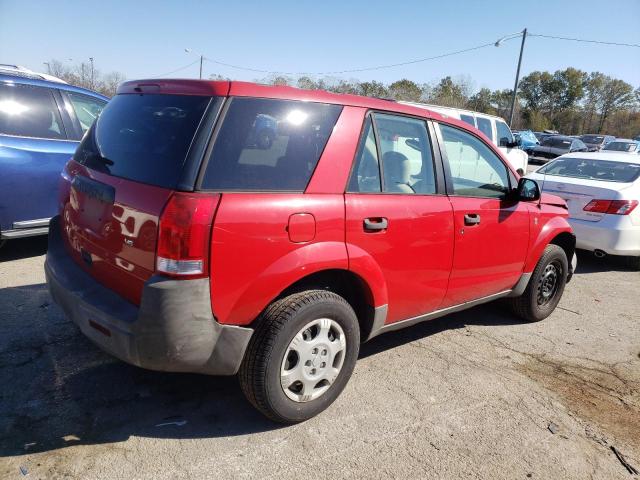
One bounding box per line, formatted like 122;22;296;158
517;177;540;201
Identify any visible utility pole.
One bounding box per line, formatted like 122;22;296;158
495;28;527;128
43;62;50;74
89;57;95;89
185;49;204;79
509;28;527;128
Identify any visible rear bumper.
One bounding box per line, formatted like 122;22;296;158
569;217;640;257
45;216;253;375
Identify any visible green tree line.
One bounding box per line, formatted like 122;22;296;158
45;58;638;137
44;59;126;97
250;69;639;137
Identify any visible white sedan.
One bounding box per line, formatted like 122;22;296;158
527;151;640;269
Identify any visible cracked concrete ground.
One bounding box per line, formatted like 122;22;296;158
0;237;638;480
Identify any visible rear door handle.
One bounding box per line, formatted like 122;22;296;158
464;213;481;226
363;217;388;232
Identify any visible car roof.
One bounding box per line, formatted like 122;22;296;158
0;72;109;101
400;101;509;123
608;139;635;143
117;79;478;127
555;151;640;163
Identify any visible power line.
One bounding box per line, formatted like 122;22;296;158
151;59;200;78
151;31;639;79
529;33;640;48
203;40;501;76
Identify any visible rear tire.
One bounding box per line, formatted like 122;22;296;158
239;290;360;423
508;244;568;322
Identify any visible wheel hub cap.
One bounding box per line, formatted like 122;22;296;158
537;262;561;306
280;318;346;403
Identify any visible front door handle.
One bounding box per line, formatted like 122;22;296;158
464;213;481;226
363;217;388;232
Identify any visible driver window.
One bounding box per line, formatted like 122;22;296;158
439;123;510;199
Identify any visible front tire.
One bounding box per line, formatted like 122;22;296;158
239;290;360;423
508;244;568;322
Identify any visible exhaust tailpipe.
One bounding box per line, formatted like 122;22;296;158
594;249;606;258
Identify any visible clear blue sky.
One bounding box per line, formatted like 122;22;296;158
1;0;638;91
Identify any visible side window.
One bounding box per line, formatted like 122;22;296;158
460;114;476;127
374;113;436;194
439;123;510;199
496;120;514;146
347;116;381;193
476;117;494;142
202;98;342;191
0;83;65;139
67;92;106;134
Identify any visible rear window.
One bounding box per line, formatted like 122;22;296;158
460;114;475;127
603;141;638;152
543;137;572;148
581;135;605;144
476;117;493;142
74;94;211;188
538;157;640;183
201;98;342;191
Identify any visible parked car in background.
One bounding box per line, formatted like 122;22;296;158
0;65;108;243
526;135;588;163
602;139;639;154
580;134;615;152
401;103;529;174
45;79;576;423
514;129;539;150
528;152;640;269
533;131;557;143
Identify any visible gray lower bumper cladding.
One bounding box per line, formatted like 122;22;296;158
45;216;253;376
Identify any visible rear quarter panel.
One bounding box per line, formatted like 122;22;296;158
210;194;348;326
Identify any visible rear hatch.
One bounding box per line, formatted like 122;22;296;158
61;90;218;304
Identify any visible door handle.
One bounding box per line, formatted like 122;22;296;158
363;217;388;232
464;213;481;226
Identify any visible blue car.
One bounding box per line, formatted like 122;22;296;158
513;129;539;150
0;65;108;243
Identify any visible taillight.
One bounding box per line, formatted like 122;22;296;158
156;192;219;277
583;199;638;215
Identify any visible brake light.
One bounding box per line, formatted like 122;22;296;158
583;199;638;215
156;193;219;277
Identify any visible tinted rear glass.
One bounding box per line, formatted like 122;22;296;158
543;137;572;148
460;114;475;127
603;141;637;152
476;117;493;141
581;135;605;144
201;98;342;191
74;94;210;188
539;157;640;183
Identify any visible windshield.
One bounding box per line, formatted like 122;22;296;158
603;141;638;152
538;157;640;183
581;135;605;144
73;94;211;188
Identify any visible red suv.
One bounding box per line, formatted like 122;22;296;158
45;80;576;423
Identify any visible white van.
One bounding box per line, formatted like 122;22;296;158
401;103;529;174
